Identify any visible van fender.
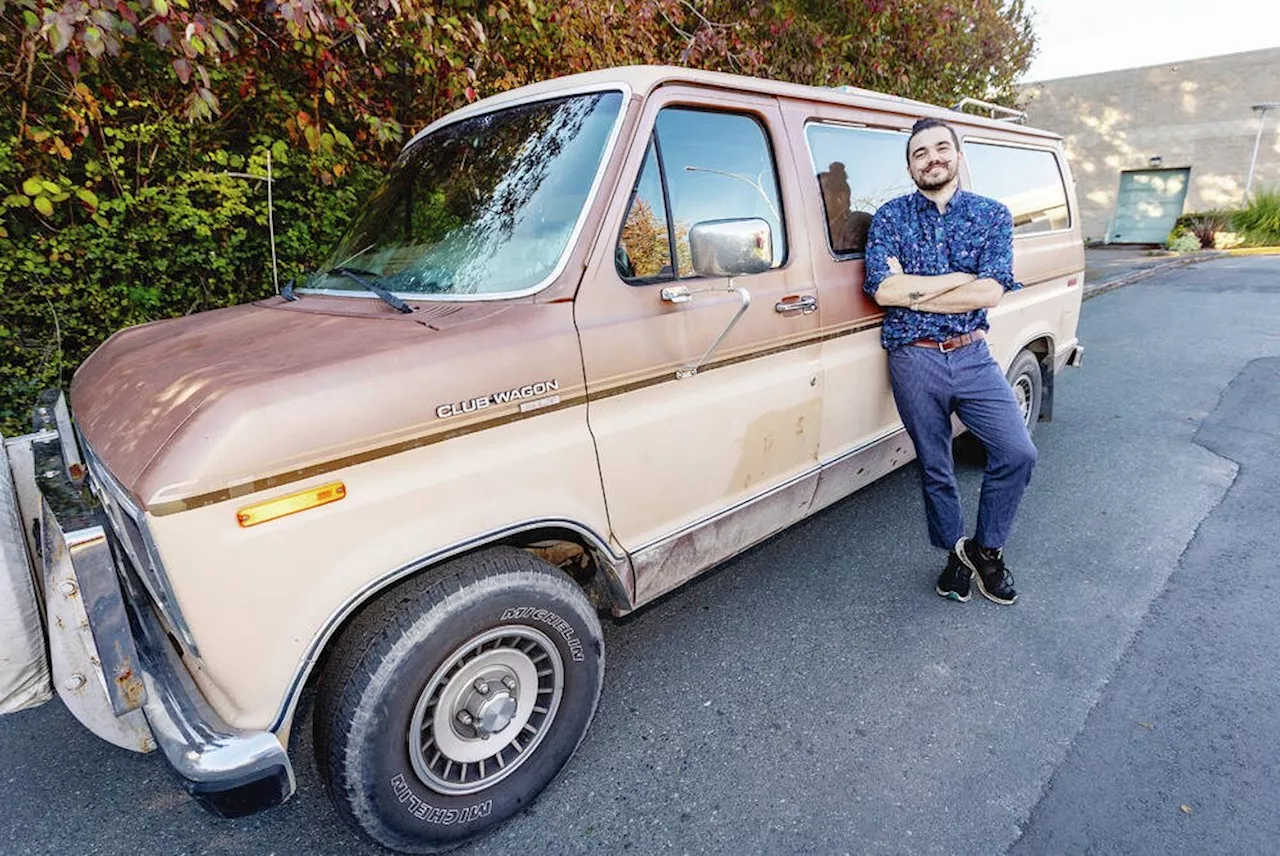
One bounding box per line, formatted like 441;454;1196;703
268;517;631;739
1000;324;1057;423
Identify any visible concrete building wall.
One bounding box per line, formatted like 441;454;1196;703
1018;47;1280;242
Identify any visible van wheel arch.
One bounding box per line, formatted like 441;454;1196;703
312;545;606;852
283;525;627;747
1012;336;1054;425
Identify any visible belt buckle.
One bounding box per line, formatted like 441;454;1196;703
938;336;959;353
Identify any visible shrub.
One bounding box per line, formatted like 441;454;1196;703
1174;210;1232;250
0;138;380;434
1233;187;1280;246
1167;232;1201;252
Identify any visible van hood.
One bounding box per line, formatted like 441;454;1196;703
71;297;580;511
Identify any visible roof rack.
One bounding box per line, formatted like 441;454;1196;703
951;97;1027;123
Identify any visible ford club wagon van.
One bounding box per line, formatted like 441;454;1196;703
0;66;1084;852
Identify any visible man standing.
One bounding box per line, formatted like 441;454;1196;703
863;117;1036;605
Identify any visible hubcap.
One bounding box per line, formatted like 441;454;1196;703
1013;373;1034;426
409;626;563;795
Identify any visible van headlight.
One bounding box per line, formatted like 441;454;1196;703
81;439;201;657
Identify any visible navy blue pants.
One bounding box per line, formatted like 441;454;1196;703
888;340;1037;551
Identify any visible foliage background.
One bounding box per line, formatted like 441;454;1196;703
0;0;1036;434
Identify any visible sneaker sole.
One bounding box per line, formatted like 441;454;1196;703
935;584;971;603
974;574;1017;605
958;537;1018;605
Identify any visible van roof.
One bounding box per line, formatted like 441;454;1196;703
409;64;1062;147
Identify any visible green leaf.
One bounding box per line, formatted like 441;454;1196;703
34;196;54;217
153;0;169;15
4;194;30;208
40;180;61;195
76;188;100;208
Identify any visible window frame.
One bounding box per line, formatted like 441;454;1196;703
615;103;791;286
961;136;1074;237
615;134;681;285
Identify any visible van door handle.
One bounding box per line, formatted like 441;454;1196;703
775;294;817;316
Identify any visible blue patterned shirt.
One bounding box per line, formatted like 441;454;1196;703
863;189;1020;350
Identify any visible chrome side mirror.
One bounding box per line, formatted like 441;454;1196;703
688;218;773;278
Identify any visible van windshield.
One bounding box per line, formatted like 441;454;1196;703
304;90;623;299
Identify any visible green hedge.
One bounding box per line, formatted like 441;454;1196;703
0;134;378;435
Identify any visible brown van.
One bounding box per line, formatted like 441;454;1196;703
0;65;1083;852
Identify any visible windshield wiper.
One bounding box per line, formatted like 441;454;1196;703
326;266;414;314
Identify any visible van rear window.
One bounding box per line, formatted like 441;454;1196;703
964;142;1071;235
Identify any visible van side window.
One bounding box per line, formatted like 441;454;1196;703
804;124;913;257
964;142;1071;234
617;107;786;283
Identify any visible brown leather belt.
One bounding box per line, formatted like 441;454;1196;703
911;329;986;352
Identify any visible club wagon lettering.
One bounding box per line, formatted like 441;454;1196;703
435;379;560;419
0;65;1083;854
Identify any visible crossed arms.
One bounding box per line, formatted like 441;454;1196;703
872;257;1004;313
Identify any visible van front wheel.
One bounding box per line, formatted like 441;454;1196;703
314;547;604;854
1007;349;1044;433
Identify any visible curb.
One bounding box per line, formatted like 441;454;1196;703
1221;246;1280;257
1082;252;1225;301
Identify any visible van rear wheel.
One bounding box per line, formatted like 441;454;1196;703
1006;349;1043;434
314;547;604;853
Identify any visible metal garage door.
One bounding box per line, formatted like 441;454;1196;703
1110;168;1190;244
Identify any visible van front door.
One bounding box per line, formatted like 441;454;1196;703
576;89;823;606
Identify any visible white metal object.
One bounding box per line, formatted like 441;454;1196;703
0;436;52;714
952;97;1027;123
1243;102;1280;204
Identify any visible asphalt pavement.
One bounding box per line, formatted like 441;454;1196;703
2;256;1278;855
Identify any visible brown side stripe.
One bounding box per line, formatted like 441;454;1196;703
148;271;1071;515
149;395;588;515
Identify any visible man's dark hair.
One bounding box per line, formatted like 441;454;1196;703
906;118;960;162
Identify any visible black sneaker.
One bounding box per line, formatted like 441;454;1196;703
935;542;973;602
960;538;1018;605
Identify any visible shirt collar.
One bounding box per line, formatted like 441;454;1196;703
912;187;967;215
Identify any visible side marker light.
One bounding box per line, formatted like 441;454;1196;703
236;482;346;527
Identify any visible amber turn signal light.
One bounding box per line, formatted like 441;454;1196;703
236;482;346;527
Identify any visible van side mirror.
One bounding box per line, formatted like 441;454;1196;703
688;218;773;278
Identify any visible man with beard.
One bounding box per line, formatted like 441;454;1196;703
862;117;1036;605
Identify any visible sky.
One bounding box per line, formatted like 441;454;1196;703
1019;0;1280;82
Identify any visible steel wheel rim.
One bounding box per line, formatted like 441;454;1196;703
1013;373;1034;426
409;626;564;796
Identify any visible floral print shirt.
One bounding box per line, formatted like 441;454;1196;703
863;189;1021;350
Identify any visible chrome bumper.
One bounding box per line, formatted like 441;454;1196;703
33;415;295;817
1054;339;1085;372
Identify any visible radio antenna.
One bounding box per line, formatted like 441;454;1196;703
217;154;281;295
267;149;279;294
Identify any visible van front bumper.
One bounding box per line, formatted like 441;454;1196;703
33;426;295;818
